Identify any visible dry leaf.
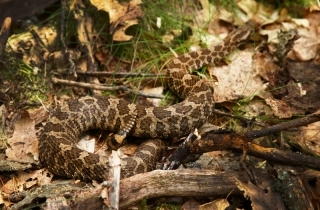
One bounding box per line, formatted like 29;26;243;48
237;0;259;19
291;121;320;156
113;19;139;41
181;198;200;210
28;107;49;125
290;27;320;61
310;2;320;12
210;49;265;103
235;178;286;210
199;199;229;210
244;100;273;118
2;169;53;194
238;0;275;24
6;111;38;164
118;144;138;157
141;86;164;107
90;0;126;23
265;98;292;118
90;0;143;41
195;151;240;172
6;26;57;66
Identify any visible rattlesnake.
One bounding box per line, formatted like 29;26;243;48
39;25;252;181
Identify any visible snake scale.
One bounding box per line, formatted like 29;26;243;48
39;25;252;181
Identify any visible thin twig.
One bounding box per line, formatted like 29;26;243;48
245;110;320;139
52;77;165;99
57;70;165;78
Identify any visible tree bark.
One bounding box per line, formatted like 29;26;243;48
118;169;269;208
12;169;271;209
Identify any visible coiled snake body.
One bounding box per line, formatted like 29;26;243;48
39;25;252;181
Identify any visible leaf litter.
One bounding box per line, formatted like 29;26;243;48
1;0;320;209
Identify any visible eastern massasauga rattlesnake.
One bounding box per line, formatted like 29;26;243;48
39;24;252;181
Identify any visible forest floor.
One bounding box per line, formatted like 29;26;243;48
1;0;320;209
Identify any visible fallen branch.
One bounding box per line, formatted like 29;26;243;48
245;110;320;139
11;169;270;209
191;133;320;170
192;111;320;170
118;169;269;208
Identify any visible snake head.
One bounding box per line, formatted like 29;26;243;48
227;24;253;46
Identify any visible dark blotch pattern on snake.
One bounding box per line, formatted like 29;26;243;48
39;25;252;181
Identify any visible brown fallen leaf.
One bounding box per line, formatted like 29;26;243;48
6;111;38;164
181;198;200;210
90;0;144;41
289;121;320;156
210;49;265;103
141;86;164;107
265;98;292;118
199;199;229;210
235;178;286;210
195;151;241;172
265;61;320;115
291;27;320;61
113;19;139;41
243;99;274;119
2;169;53;195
